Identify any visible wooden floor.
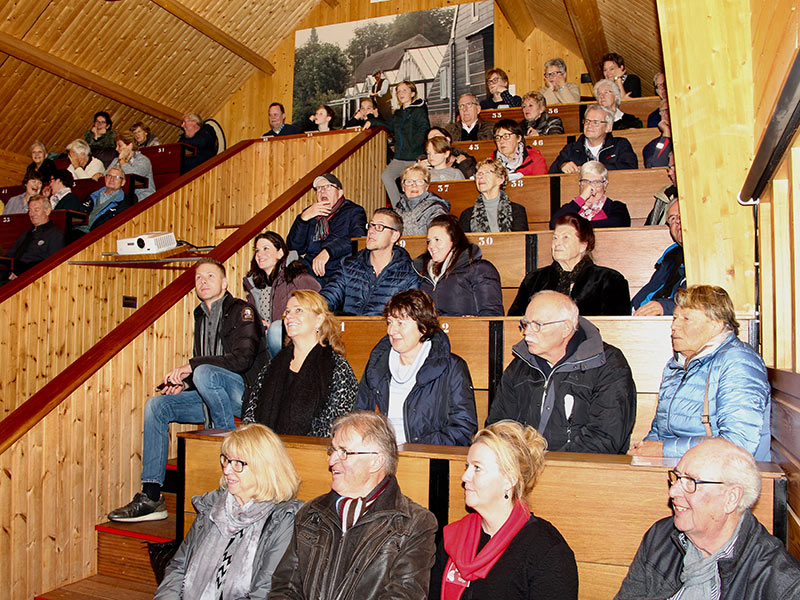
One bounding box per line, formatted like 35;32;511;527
34;575;156;600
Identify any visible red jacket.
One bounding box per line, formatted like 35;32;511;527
492;146;548;175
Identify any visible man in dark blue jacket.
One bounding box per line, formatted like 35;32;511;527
321;208;419;315
287;173;367;286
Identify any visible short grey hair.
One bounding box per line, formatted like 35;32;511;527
585;104;614;127
183;113;203;126
66;139;90;156
458;93;479;105
580;160;608;181
593;79;622;107
331;411;398;475
653;72;665;88
30;141;47;155
720;442;762;511
544;58;567;74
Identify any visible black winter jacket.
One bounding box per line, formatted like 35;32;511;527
356;329;478;446
548;133;638;173
615;511;800;600
487;318;636;453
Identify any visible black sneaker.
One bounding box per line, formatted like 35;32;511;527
108;492;168;522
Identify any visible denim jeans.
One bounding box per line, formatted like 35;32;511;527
141;364;244;485
266;320;284;358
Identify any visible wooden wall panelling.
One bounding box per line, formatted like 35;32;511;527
0;147;29;187
768;165;793;370
790;144;800;371
758;189;775;367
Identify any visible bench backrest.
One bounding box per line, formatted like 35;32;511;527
140;143;197;188
0;210;88;255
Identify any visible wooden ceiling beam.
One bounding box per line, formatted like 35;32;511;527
148;0;275;75
563;0;608;83
495;0;537;41
0;30;183;124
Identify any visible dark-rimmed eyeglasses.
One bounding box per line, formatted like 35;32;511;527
519;318;568;333
668;469;725;493
366;222;398;233
220;454;248;473
327;446;379;461
494;133;516;142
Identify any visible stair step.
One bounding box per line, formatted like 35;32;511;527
36;574;156;599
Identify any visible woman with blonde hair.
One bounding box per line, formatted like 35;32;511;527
242;289;357;436
155;423;302;599
429;421;578;599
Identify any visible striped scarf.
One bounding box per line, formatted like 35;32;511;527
336;476;391;535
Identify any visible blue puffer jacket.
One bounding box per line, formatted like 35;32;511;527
355;329;478;446
320;245;420;315
645;332;771;460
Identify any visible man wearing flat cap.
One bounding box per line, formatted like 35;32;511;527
287;173;367;285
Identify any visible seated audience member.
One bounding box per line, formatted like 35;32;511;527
430;421;578;600
241;290;357;436
549;105;638;173
26;141;56;183
109;259;266;522
601;52;641;98
50;169;87;213
616;439;800;600
83;111;117;166
75;167;133;233
286;173;367;285
425;137;463;182
643;100;672;168
481;68;522;110
178;113;218;171
491;119;547;176
370;69;393;121
3;171;43;215
344;97;379;128
395;165;450;235
270;411;437;600
647;72;668;127
594;79;643;130
130;121;161;147
414;214;503;316
242;231;320;357
424;127;477;178
509;213;631;316
520;91;564;136
445;93;494;141
460;158;528;233
645;151;678;225
488;290;636;453
308;104;336;132
540;57;581;105
365;81;430;208
550;160;631;228
66;138;104;181
321;208;420;314
153;424;302;600
0;195;63;285
262;102;302;136
355;290;478;445
629;285;771;460
107;131;155;201
633;200;685;315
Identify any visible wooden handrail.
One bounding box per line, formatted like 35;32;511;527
0;127;384;454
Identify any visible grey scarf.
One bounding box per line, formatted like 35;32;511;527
495;141;526;173
200;297;225;357
469;190;514;233
674;515;743;600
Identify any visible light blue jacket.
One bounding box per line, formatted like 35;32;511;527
645;332;771;460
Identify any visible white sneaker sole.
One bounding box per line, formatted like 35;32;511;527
109;508;168;523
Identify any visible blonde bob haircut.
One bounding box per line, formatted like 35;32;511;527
472;420;547;504
425;136;452;156
288;289;346;355
674;285;739;336
401;163;430;186
219;423;300;503
475;157;508;190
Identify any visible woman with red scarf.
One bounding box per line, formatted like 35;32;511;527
429;421;578;600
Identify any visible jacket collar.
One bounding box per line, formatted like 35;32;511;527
671;331;737;369
511;316;606;373
669;510;757;573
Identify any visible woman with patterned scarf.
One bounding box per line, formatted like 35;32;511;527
550;160;631;229
429;420;578;600
459;158;528;233
490;119;547;177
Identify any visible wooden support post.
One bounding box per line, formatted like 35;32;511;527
563;0;607;83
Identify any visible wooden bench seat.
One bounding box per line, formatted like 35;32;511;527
140;143;197;189
0;210;88;254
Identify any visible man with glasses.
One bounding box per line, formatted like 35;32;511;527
287;173;367;286
445;93;494;141
549;104;638;173
320;207;419;315
540;57;581;105
75;167;133;233
487;290;636;453
271;411;437;600
616;438;800;599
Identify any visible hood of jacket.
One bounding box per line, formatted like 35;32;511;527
412;243;484;279
363;327;454;389
511;316;606;374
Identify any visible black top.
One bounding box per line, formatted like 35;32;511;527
429;514;578;600
621;73;642;98
612;112;643;130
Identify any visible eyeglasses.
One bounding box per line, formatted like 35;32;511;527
366;222;398;233
94;119;107;125
668;469;725;493
584;119;606;127
315;184;338;192
220;454;248;473
579;179;606;188
494;133;516;142
487;76;504;84
327;446;379;461
545;71;564;78
519;318;568;333
402;179;426;187
458;102;478;109
106;175;124;181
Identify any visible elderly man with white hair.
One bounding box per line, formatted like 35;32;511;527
66;138;104;181
178;112;218;171
487;290;636;454
594;78;643;130
616;438;800;599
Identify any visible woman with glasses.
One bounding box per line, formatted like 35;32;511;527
490;119;548;177
539;57;580;105
106;131;156;201
154;423;302;600
508;212;630;316
480;68;523;110
429;421;578;600
459;158;528;233
356;289;477;446
83;111;117;167
550;160;631;228
395;163;450;235
241;290;357;436
242;231;320;357
593;79;643;130
519;91;564;137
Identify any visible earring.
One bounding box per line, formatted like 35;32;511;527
504;490;509;500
